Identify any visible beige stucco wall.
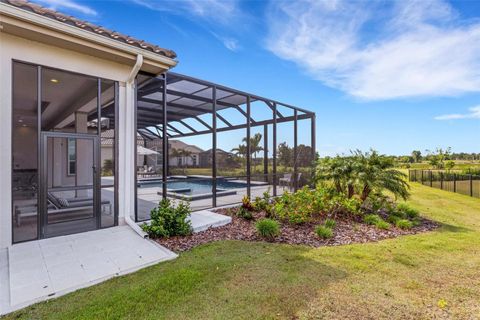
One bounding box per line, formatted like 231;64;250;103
0;32;136;248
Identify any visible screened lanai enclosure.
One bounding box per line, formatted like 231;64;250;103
134;72;316;221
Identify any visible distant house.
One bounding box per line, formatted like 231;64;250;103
134;138;204;170
199;148;236;168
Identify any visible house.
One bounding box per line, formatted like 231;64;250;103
0;0;316;313
0;0;315;247
0;0;177;246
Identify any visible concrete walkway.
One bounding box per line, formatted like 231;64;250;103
0;210;232;315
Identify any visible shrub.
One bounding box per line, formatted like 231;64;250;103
141;199;192;238
255;218;280;240
364;214;382;225
375;220;391;230
273;187;322;224
315;225;333;239
241;195;254;211
396;219;413;229
324;218;336;229
396;203;419;219
252;190;271;212
236;206;253;220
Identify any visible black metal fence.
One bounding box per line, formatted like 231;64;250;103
409;170;480;198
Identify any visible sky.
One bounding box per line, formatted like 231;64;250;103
34;0;480;156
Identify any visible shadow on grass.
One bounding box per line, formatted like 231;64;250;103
3;240;347;320
437;222;472;233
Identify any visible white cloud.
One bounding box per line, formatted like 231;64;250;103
36;0;97;15
210;32;240;51
132;0;239;24
435;105;480;120
266;0;480;100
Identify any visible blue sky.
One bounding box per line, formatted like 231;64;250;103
36;0;479;156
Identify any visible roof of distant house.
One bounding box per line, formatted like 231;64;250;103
1;0;177;59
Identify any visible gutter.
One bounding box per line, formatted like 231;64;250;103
124;54;148;238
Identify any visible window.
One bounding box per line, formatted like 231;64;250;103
67;138;76;175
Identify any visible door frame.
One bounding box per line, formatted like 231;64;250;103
39;131;101;238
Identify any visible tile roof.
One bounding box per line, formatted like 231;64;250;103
2;0;177;59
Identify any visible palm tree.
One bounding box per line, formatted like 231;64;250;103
180;149;192;174
242;133;263;173
316;150;409;202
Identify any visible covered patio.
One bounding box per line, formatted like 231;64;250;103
132;72;316;221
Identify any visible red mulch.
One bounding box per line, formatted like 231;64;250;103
155;208;439;253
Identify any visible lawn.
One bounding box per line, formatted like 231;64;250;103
4;183;480;319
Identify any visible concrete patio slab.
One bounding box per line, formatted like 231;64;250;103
1;226;177;315
188;210;232;233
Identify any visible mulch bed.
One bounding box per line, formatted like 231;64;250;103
155;208;439;252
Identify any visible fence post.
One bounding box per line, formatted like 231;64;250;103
421;170;424;184
430;171;433;187
470;174;473;197
453;173;457;193
440;172;443;190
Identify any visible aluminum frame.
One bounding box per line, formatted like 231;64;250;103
134;71;316;221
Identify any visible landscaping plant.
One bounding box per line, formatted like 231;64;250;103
315;225;333;239
316;149;410;202
236;206;253;220
241;195;255;212
255;218;280;240
141;199;192;238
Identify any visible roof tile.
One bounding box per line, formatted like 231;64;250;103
2;0;177;59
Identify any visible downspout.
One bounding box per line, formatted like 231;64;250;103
124;54;148;237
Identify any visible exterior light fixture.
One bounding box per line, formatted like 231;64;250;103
50;78;59;83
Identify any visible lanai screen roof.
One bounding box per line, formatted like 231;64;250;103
134;72;315;141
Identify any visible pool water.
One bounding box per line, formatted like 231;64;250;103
140;178;247;196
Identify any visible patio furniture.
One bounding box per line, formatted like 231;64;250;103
279;173;302;189
14;196;112;227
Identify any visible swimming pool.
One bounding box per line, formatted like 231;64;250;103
138;177;248;200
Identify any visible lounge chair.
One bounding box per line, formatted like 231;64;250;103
278;173;302;189
14;193;112;226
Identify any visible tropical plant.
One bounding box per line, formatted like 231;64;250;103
316;150;410;202
255;218;280;240
141;199;192;238
241;195;254;211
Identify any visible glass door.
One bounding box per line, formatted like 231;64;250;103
40;132;100;238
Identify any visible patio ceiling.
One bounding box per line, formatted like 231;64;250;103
134;72;315;140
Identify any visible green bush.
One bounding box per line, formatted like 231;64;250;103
396;203;419;219
141;199;192;238
236;206;253;220
386;215;400;224
375;220;391;230
324;218;336;229
315;225;333;239
252;190;271;212
396;219;413;229
273;187;323;224
364;214;382;225
255;218;280;240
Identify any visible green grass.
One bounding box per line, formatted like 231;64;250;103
4;184;480;319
